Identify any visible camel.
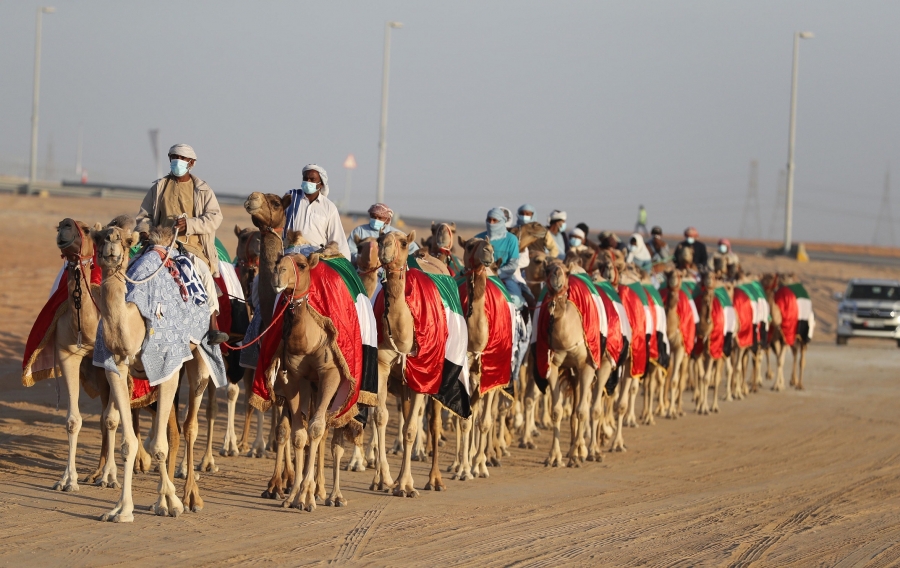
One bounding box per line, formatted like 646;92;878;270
371;228;451;497
91;224;217;522
517;248;554;448
760;273;812;392
263;249;363;511
30;219;118;492
221;225;264;458
534;259;598;467
661;270;692;419
422;222;463;276
692;271;726;415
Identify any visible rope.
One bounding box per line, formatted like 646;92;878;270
220;296;289;351
120;215;184;285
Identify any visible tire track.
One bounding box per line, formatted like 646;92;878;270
330;495;391;564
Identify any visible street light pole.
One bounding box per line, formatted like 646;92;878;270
29;7;55;192
376;21;403;205
783;30;813;254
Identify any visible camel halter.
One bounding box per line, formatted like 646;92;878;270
119;214;185;285
60;220;100;349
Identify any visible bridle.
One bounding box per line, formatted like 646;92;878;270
58;219;100;349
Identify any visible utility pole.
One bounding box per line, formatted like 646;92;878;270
768;169;786;240
873;168;895;246
740;160;762;239
783;31;814;253
375;21;403;204
28;7;55;192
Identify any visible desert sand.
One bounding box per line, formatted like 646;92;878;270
1;194;899;566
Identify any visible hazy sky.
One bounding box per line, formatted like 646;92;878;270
2;1;899;245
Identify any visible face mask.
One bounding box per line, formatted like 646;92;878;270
559;222;567;232
300;181;319;195
686;237;695;245
518;214;532;224
487;221;506;239
170;159;189;177
370;218;385;231
569;237;583;247
719;244;728;254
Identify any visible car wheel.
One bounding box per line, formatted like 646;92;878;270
836;336;848;346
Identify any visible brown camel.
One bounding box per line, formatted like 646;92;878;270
31;219;118;492
91;225;212;522
422;221;463;276
662;269;690;419
693;271;724;415
353;235;381;297
760;273;810;392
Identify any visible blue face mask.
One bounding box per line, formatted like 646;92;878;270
370;218;385;231
686;237;695;245
300;181;319;195
487;221;506;240
569;237;583;247
719;244;728;254
518;214;532;225
559;222;567;233
170;159;189;177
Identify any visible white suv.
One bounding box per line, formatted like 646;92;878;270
835;278;900;346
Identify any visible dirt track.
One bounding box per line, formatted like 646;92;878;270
2;195;900;566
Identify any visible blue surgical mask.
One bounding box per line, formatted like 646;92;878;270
300;181;319;195
559;222;567;232
719;244;728;254
518;214;532;224
569;237;583;247
370;218;385;231
686;237;695;245
170;159;189;177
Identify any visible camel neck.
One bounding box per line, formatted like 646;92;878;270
285;299;324;355
466;269;489;353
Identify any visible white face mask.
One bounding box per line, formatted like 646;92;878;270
719;244;728;254
686;237;695;245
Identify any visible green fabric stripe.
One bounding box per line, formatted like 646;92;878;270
572;273;600;295
214;237;231;263
737;282;762;301
644;284;664;306
786;282;810;299
322;257;367;299
594;280;622;303
626;283;649;306
408;257;464;315
488;276;514;303
749;281;766;299
714;287;733;307
682;280;699;298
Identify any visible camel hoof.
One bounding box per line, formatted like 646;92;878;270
489;457;501;467
63;482;79;492
393;489;406;498
110;513;134;523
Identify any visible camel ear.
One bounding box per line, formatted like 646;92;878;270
281;193;292;209
234;224;242;237
93;222;103;232
90;227;105;247
420;238;427;246
458;235;466;249
406;230;416;245
449;222;456;231
308;253;320;269
431;221;437;233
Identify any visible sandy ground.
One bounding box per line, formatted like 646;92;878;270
2;194;900;566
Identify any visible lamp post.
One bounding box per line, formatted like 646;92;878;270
29;7;55;192
783;30;814;254
375;21;403;205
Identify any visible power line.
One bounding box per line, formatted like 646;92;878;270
873;167;895;246
740;160;761;238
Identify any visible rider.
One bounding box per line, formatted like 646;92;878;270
135;143;228;345
647;225;671;264
346;202;418;265
709;238;740;275
284;164;351;260
476;207;524;308
516;203;560;259
547;210;568;260
676;226;708;268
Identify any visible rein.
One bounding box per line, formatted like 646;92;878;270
59;221;100;348
119;215;184;285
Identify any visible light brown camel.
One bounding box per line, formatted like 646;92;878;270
222;225;264;458
422;221;463;276
537;260;598;467
263;249;361;511
662;269;690;419
35;219;118;492
693;271;724;415
760;273;810;392
91;225;212;522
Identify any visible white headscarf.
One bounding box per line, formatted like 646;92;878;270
302;164;329;197
629;233;651;262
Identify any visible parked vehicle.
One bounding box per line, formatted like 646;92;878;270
835;278;900;347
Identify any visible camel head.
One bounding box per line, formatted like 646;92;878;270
676;244;694;269
91;225;141;272
430;222;456;255
56;218;96;261
760;273;779;293
545;259;569;295
356;237;380;272
273;252;319;296
514;221;548;252
378;230;416;270
664;269;683;293
234;225;261;274
245;192;291;230
596;249;620;286
459;236;494;273
526;250;548;283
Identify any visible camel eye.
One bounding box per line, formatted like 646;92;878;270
298;263;307;270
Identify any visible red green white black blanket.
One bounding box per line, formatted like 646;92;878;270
458;276;514;396
618;284;648;377
772;283;815;346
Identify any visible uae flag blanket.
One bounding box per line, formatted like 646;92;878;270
659;281;700;354
643;284;671;367
530;273;603;392
408;256;470;416
592;280;624;365
773;282;815;346
22;257;102;387
458;275;514;397
733;285;758;349
626;283;656;364
251;256;378;428
692;287;736;359
618;284;648;378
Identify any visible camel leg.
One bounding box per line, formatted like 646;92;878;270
789;344;800;388
474;390;496;477
315;433;327;502
540;389;554;429
180;358;209;513
53;349;84;492
130;409;154;474
455;416;474;480
93;392;121;488
263;403;292;499
447;415;461;475
369;360;394;492
86;380;113;483
199;383;219;474
626;377;640;427
236;368;253;454
765;346;774;381
610;374;632;452
795;344;807;390
425;398;446;491
588;359;612;461
544;367;565;467
298;373;341;511
326;427;348;506
282;387;308;509
569;365;594;467
642;367;656;425
667;348;685;419
346;440;367;472
496;395;511;458
711;359;722;413
773;344;787;392
393;388;425;497
143;371;183;518
391;396;405;455
411;401;427;462
221;381;239;456
99;367;141;523
365;422;378;468
519;373;538;448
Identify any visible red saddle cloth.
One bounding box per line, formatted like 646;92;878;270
618;285;647;377
458;278;513;395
